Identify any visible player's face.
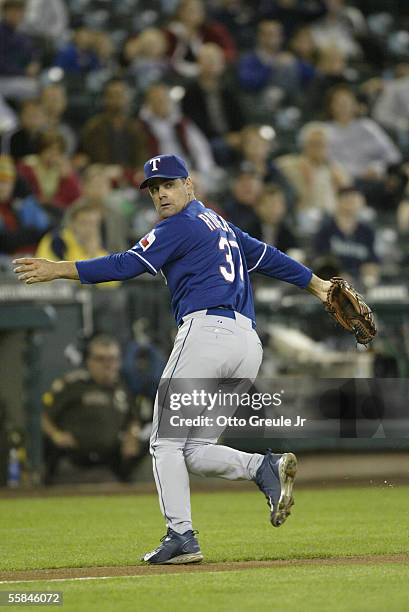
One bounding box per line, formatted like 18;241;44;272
148;178;192;219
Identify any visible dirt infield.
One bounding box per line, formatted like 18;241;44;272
1;451;408;499
1;477;409;500
1;554;408;583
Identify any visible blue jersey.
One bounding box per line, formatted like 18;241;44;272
76;200;312;326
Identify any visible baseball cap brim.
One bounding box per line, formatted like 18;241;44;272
139;174;187;189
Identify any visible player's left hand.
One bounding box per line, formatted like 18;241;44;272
306;274;332;303
325;277;377;345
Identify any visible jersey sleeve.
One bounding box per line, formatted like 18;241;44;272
76;251;147;284
230;223;313;289
126;216;193;276
76;216;193;283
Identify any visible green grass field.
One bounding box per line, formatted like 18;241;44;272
1;486;409;611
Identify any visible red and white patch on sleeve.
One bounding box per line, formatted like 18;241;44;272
139;230;156;251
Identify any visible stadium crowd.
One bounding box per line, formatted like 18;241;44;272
1;0;409;288
1;0;409;484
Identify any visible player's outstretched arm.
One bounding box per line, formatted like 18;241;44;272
306;274;332;302
14;251;148;284
13;258;79;284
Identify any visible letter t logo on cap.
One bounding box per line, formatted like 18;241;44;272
149;157;161;172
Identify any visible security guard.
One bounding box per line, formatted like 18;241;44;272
42;335;149;484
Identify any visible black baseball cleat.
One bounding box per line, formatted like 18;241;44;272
142;528;203;564
254;450;297;527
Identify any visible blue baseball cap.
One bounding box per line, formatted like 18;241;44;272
139;154;189;189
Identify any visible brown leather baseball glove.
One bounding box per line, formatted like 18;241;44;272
325;277;377;345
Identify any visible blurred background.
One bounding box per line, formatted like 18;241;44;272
0;0;408;490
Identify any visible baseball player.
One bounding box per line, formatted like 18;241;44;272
14;154;333;565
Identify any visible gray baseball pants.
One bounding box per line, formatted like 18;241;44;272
150;310;264;534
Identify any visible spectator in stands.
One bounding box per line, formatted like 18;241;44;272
209;0;258;50
313;186;380;283
82;32;118;93
40;84;76;155
181;43;245;165
311;0;366;59
237;20;299;101
237;125;296;207
53;26;100;75
42;335;147;484
255;184;299;254
121;28;170;94
3;98;46;160
18;130;81;213
22;0;68;45
325;85;401;208
373;70;409;140
276;122;349;220
122;342;166;400
36;200;119;288
164;0;237;78
289;25;317;87
139;82;217;179
76;164;131;253
258;0;327;37
0;0;40;100
189;169;225;216
93;31;116;73
0;154;49;255
80;79;148;168
224;171;263;237
303;46;349;116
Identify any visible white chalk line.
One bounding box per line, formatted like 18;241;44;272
0;575;146;585
0;569;245;585
2;553;407;586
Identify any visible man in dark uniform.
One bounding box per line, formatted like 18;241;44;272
42;335;149;484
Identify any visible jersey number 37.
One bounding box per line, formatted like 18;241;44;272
219;237;244;283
